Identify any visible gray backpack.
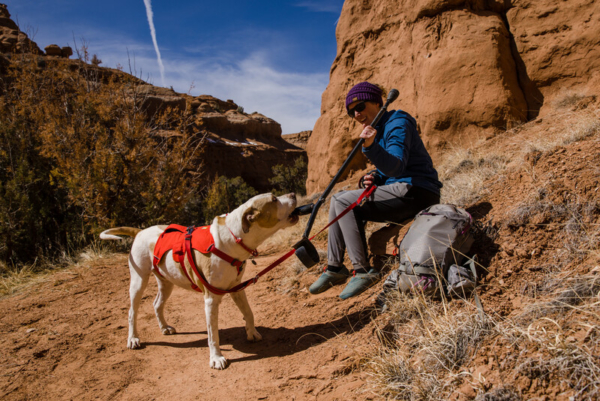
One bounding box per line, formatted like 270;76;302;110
382;204;476;298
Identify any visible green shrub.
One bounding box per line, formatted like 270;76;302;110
202;175;258;224
269;156;307;196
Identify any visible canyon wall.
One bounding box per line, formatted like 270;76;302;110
306;0;600;193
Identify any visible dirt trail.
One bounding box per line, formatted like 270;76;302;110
0;251;381;400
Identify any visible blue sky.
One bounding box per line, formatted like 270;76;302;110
7;1;344;134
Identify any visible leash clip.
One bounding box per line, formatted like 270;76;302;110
186;226;195;239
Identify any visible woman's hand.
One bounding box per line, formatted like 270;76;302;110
360;125;377;148
360;173;375;188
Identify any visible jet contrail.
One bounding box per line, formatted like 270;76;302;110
143;0;166;87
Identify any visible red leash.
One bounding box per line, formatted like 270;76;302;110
184;185;377;295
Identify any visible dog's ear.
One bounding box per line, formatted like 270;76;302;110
242;208;259;233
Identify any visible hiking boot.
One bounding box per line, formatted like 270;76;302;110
309;266;350;294
339;268;381;300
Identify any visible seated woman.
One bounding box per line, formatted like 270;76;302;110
309;82;442;299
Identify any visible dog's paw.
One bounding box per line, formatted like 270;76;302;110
161;326;176;335
127;337;141;349
210;355;228;370
247;328;263;342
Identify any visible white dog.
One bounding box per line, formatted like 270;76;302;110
100;192;298;369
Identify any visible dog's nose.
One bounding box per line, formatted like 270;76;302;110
289;192;296;200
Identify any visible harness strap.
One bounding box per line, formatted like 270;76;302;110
398;263;437;276
207;244;244;274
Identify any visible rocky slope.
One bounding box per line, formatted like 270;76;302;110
306;0;600;193
0;3;304;193
0;4;42;55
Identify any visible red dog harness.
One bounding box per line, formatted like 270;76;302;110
152;224;253;294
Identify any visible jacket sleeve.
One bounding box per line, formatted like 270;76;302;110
362;118;413;178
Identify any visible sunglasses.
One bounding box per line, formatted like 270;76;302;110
347;101;366;117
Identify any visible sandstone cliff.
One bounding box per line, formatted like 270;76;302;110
306;0;600;193
282;131;312;151
0;4;42;55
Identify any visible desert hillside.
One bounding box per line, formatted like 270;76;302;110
1;92;598;400
0;3;305;194
1;1;599;400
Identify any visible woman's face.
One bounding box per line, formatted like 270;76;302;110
348;100;381;126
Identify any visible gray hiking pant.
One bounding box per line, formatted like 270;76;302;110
327;183;440;271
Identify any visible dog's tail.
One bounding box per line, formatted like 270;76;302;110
100;227;142;240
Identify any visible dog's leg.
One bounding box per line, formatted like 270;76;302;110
153;277;176;335
230;290;262;342
128;254;150;349
205;294;228;369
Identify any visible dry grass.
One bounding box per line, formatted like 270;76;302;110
364;275;600;399
363;292;493;400
437;104;599;207
524;106;600;152
506;194;600;271
438;147;509;206
0;240;121;298
474;386;522;401
498;275;600;399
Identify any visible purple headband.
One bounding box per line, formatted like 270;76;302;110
345;82;383;110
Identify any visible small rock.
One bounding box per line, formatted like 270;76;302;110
26;328;36;333
44;44;62;57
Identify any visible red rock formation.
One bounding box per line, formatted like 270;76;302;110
306;0;600;194
133;84;304;191
282;131;311;150
0;3;42;55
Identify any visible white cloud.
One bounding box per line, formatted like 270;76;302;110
294;1;344;13
164;51;328;134
142;0;166;87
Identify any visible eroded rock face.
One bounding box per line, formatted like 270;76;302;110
306;0;600;193
0;4;42;55
283;131;311;150
131;84;305;192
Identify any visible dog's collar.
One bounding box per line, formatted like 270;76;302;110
227;226;258;257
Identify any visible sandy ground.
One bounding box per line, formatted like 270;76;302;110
0;250;384;400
